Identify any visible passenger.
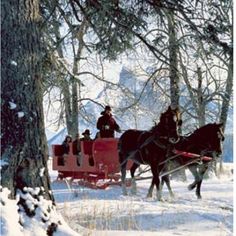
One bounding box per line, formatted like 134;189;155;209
80;129;92;141
80;129;93;166
61;135;72;157
72;133;82;166
96;105;121;138
72;133;81;155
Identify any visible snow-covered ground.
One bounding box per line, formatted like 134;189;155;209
0;162;234;236
50;163;234;236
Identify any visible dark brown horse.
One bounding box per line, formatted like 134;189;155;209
176;123;224;199
118;106;182;200
147;123;225;199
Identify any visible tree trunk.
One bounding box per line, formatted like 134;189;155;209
219;54;233;133
218;53;233;173
196;67;206;127
1;0;53;200
62;80;73;136
167;10;179;108
70;19;88;138
71;78;79;138
166;10;186;180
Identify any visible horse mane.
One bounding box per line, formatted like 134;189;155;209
150;122;161;133
149;113;165;134
149;108;177;134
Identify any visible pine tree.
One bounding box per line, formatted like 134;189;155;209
1;0;53;200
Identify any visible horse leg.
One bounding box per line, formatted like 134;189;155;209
160;177;164;192
196;164;208;199
147;167;166;199
188;181;197;190
119;153;128;195
162;175;174;198
121;162;128;195
196;180;202;199
130;163;139;195
187;165;199;191
147;179;155;198
150;164;162;201
160;163;174;198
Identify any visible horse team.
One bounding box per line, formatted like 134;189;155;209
118;105;225;200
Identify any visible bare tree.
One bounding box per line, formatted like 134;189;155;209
42;2;89;138
166;10;180;108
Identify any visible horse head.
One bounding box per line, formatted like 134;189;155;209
191;123;225;156
210;123;225;156
153;105;182;144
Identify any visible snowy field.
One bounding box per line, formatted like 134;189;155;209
50;163;234;236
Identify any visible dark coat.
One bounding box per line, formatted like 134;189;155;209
80;137;92;141
72;139;81;155
62;141;70;154
96;113;120;138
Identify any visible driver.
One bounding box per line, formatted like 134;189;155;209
96;105;121;138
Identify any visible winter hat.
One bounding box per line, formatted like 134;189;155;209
105;105;111;111
82;129;91;135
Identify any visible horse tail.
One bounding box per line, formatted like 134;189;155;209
118;136;129;195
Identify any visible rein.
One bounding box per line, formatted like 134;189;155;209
138;149;147;165
137;136;169;165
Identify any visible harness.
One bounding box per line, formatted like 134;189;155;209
152;139;167;150
120;110;181;166
132;135;169;165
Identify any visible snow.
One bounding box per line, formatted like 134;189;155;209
0;187;81;236
0;188;23;236
0;159;9;167
39;168;45;177
1;161;233;236
10;60;17;66
9;102;17;110
17;112;25;118
50;163;234;236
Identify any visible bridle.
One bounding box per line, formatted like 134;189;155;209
163;111;182;144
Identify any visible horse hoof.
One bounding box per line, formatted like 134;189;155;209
146;193;152;198
157;197;165;202
197;195;202;199
188;184;194;191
